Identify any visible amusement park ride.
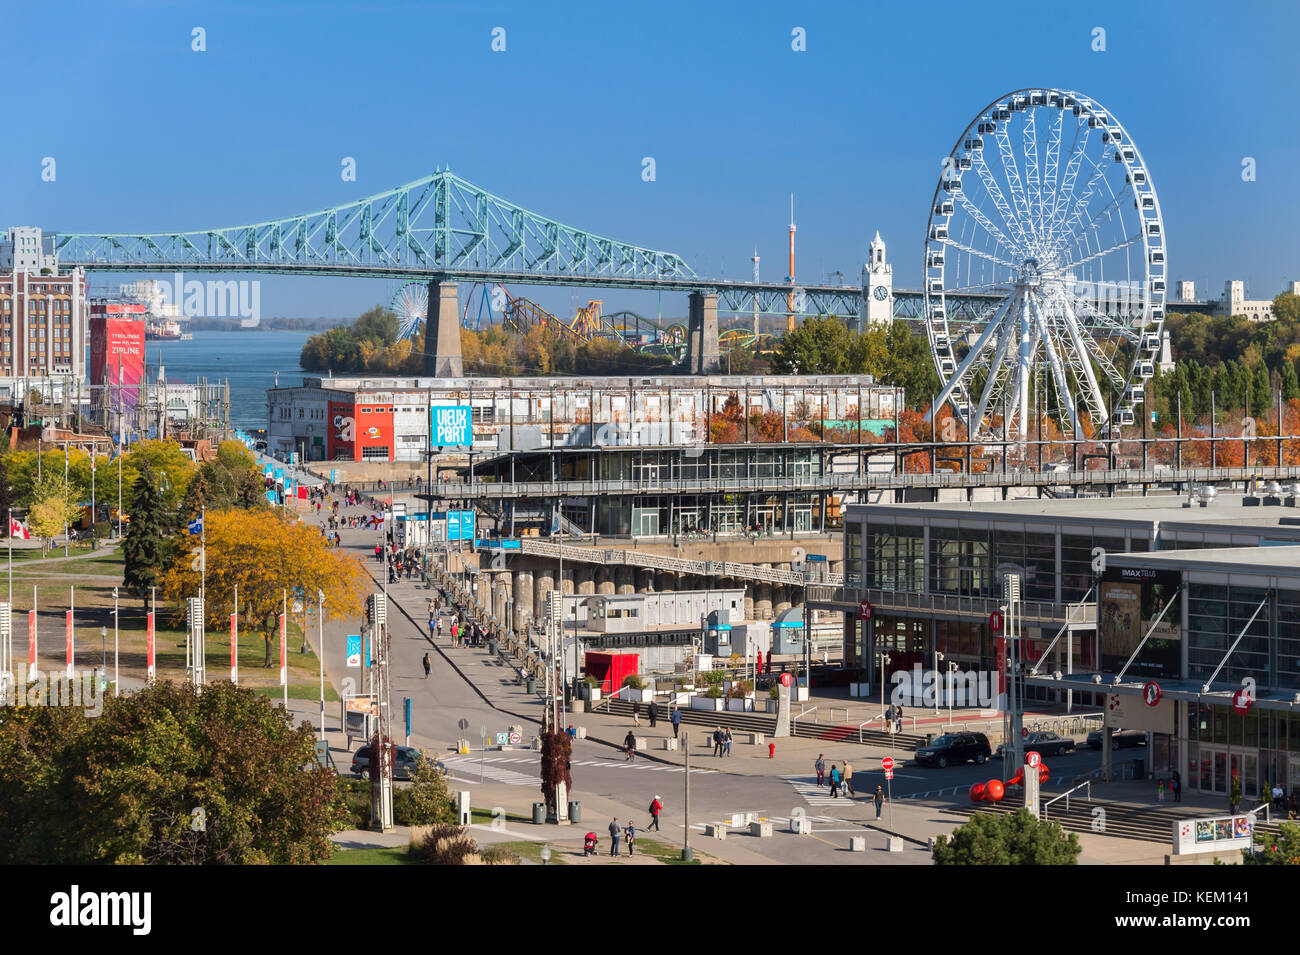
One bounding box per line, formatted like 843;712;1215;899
387;278;771;360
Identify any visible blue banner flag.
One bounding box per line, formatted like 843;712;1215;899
187;517;203;536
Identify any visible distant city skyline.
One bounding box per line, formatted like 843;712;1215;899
2;0;1296;320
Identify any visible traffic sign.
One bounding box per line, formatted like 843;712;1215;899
1232;687;1254;715
509;731;521;744
858;600;873;622
881;756;895;771
458;718;470;731
884;769;893;780
989;610;1004;633
1143;681;1162;707
1021;727;1029;738
1026;751;1041;768
779;672;793;688
495;732;508;745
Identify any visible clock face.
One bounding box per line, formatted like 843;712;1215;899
873;285;889;301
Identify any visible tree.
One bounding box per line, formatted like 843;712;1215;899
770;316;852;374
123;466;168;607
1244;821;1300;864
178;467;212;523
539;730;573;819
0;681;342;864
26;474;84;553
159;509;367;667
932;808;1081;865
1282;363;1300;402
395;755;458;826
0;457;10;538
1274;291;1300;326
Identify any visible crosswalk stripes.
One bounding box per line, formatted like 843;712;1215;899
441;758;535;786
780;774;868;808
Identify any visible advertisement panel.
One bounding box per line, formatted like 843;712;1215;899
447;510;476;541
1099;567;1182;678
1105;692;1176;734
354;403;394;462
430;405;472;447
89;315;145;414
328;401;355;460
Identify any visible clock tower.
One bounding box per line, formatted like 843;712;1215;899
860;230;893;328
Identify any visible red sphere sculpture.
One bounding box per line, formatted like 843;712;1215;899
985;779;1005;802
969;782;987;803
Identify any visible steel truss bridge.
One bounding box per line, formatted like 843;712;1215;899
47;169;1004;322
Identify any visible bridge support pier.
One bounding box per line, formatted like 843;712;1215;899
533;566;555;622
754;582;773;620
596;567;615;596
686;291;721;375
422;280;462;378
513;566;534;633
615;567;635;595
576;567;595;595
637;568;656;593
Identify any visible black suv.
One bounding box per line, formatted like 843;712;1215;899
350;745;426;780
914;732;992;768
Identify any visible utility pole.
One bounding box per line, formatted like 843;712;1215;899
682;736;692;862
1001;573;1024;780
317;589;325;740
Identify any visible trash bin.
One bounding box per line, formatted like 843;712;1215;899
568;800;581;823
532;802;546;825
526;678;536;694
487;639;498;655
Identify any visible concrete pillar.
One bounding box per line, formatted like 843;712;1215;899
493;574;510;623
637;568;655;593
694;576;708;592
656;572;676;593
513;565;535;631
597;567;616;595
616;567;635;595
560;566;575;595
422;280;462;378
686;291;721;375
743;588;754;619
534;565;555;622
774;585;792;616
754;583;773;620
576;566;595;595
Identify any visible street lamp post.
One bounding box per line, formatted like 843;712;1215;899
933;650;944;716
113;587;120;697
317;589;325;740
947;661;958;726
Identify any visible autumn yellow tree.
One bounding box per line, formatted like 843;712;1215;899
161;509;368;667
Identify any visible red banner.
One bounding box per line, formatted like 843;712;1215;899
997;636;1007;697
65;610;73;677
27;610;35;668
230;612;238;684
278;613;287;686
146;612;156;681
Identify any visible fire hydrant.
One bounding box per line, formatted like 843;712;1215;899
768;742;776;759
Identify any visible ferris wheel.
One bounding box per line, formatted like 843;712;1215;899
389;281;428;341
924;88;1166;442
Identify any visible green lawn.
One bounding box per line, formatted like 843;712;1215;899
324;846;414;865
490;840;567;865
638;837;702;865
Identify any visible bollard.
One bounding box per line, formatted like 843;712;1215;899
768;742;776;759
849;836;867;852
749;820;773;838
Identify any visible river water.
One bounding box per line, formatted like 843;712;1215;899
143;329;311;431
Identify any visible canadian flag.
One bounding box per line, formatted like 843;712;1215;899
9;517;30;540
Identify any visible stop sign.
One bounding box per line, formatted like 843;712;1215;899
779;672;793;688
858;600;873;622
1232;687;1253;715
1026;751;1041;768
989;610;1004;633
1143;681;1162;707
881;756;895;771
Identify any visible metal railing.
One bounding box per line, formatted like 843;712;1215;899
1042;780;1091;819
791;706;817;734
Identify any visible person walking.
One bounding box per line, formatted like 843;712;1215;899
724;727;733;757
670;705;681;740
608;817;621;856
632;700;640;727
648;795;663;831
842;759;854;797
874;785;884;820
624;820;637;856
1171;769;1182;803
713;727;724;758
894;704;904;734
422;653;431;679
624;730;637;762
829;764;841;798
648;700;659;729
815;754;826;787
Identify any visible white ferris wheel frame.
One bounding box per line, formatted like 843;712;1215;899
923;87;1166;443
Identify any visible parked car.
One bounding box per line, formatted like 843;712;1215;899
1086;728;1147;750
996;731;1076;759
350;744;429;780
913;732;992;768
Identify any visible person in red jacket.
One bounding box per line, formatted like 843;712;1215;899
648;795;663;831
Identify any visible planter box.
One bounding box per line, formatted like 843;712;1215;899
620;688;653;703
690;695;724;711
578;685;601;702
726;697;754;712
792;686;809;702
766;700;779;713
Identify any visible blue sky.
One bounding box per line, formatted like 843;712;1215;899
2;0;1296;320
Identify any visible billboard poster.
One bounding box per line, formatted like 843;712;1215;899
354;404;394;462
1099;567;1181;678
89;316;145;414
430;405;472;447
328;401;355;460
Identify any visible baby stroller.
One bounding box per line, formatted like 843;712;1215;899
583;832;598;856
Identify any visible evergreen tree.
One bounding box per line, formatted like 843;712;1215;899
1282;363;1300;402
178;467;212;524
1251;365;1271;420
933;807;1081;865
123;466;167;608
